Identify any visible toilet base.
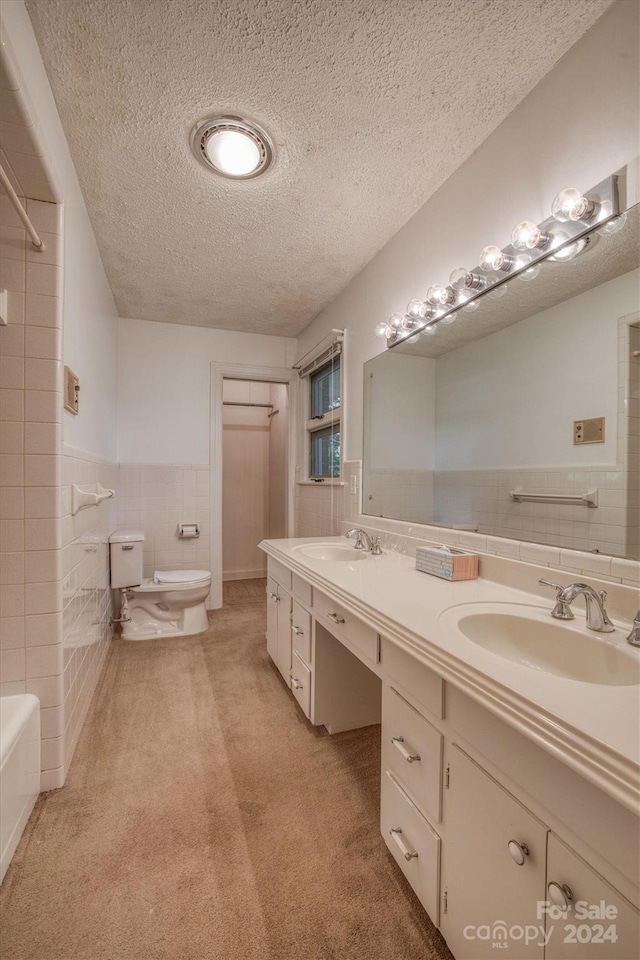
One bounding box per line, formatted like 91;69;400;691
121;601;209;641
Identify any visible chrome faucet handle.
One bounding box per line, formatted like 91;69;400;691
627;610;640;647
539;579;574;620
370;536;383;556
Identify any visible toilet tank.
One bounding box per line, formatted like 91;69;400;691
109;531;144;588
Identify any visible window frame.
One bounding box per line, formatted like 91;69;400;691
305;354;342;481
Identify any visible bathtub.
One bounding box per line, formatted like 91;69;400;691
0;695;40;883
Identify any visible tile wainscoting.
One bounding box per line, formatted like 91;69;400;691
117;463;211;581
61;449;118;778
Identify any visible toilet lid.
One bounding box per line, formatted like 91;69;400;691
153;569;210;584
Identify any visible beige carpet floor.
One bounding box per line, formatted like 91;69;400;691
0;580;453;960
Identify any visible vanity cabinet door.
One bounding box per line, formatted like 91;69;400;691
544;835;640;960
381;769;441;927
275;587;292;683
440;745;548;960
266;576;279;666
291;600;312;666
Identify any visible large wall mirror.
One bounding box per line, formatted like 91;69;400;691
363;201;639;559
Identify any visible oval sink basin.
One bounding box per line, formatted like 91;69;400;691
295;543;368;562
439;603;640;686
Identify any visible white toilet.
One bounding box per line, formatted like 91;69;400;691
109;531;211;640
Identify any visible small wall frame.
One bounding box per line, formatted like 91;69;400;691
64;366;80;415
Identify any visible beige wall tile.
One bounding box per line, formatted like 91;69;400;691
0;422;24;454
0;551;24;585
0;584;24;618
0;388;24;421
24;550;60;583
25;389;59;422
0;616;25;650
25;325;61;360
25;486;59;518
0;256;25;292
25;199;60;235
0;324;25;357
25;612;62;646
24;454;60;486
0;356;24;390
0;646;25;681
25;358;61;392
0;486;24;519
26;673;63;708
24;421;60;455
26;642;62;679
0;519;24;551
25;261;61;297
24;517;60;550
0;453;24;485
25;293;59;327
0;224;25;260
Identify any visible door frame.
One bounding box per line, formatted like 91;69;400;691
210;362;293;608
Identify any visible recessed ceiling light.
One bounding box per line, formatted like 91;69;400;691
191;116;273;179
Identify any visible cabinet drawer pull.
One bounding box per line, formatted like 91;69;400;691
327;612;346;624
290;676;303;690
269;592;279;602
507;839;530;866
391;736;421;764
292;625;304;635
390;827;418;861
548;882;574;910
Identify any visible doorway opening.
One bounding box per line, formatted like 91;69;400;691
222;379;289;583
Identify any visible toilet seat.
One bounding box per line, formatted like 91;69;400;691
130;570;211;593
153;569;210;586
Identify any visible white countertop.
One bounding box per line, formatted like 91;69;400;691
260;536;640;814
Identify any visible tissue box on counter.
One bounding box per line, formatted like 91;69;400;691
415;545;478;581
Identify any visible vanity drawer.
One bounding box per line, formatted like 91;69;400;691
267;557;292;592
314;591;380;666
290;651;311;718
292;600;312;666
292;573;312;608
383;685;443;824
382;638;444;720
381;769;440;926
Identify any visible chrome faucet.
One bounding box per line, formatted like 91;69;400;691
627;611;640;647
345;528;383;555
539;579;615;633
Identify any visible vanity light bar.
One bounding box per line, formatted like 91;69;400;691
380;175;620;347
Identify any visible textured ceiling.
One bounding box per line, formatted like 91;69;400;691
25;0;613;336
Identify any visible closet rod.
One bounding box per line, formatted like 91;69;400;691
223;401;273;409
0;165;45;251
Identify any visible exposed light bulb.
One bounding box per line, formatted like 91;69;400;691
551;187;598;223
449;267;485;291
385;325;399;341
389;312;404;329
406;298;428;319
375;321;389;338
510;221;550;252
205;129;262;177
401;314;419;331
426;283;456;306
479;245;514;273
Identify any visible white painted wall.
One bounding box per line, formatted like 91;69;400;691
117;318;296;463
435;269;639;470
295;1;640;467
1;0;119;462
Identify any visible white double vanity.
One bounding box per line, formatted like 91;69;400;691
260;535;640;960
